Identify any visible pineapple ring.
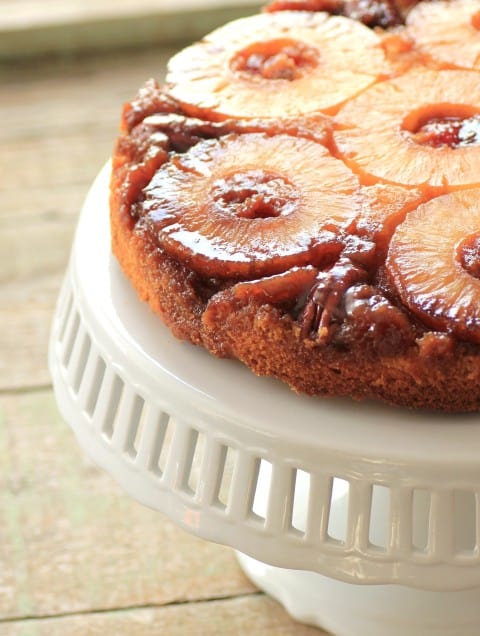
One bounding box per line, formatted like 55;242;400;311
166;11;387;119
386;189;480;343
140;133;359;279
334;68;480;193
407;0;480;70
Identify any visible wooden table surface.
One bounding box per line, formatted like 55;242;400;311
0;46;328;635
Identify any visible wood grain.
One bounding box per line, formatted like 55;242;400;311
0;390;255;619
0;596;325;636
0;0;261;60
0;48;175;390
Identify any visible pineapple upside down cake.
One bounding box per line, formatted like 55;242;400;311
110;0;480;413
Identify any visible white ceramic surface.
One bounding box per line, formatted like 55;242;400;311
236;552;480;636
49;164;480;634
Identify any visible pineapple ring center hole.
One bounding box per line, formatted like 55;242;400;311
457;233;480;279
210;170;299;219
230;38;319;81
402;105;480;148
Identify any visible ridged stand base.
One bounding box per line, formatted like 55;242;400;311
237;474;480;635
236;552;480;636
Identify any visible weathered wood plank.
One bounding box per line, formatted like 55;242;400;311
0;596;326;636
0;0;261;60
0;47;177;144
0;275;64;390
1;133;113;194
0;390;256;620
0;183;90;224
0;48;178;389
1;0;261;28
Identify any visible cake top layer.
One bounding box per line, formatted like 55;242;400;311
110;0;480;412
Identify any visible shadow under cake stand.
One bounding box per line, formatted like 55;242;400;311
49;165;480;636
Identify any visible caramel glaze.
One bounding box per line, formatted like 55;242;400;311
112;79;462;364
264;0;404;28
111;79;329;227
230;39;319;81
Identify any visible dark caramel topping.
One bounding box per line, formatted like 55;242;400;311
264;0;344;13
409;114;480;149
142;111;331;147
210;170;299;219
345;284;402;325
340;283;415;353
230;39;319;81
263;0;404;28
122;79;180;134
344;0;403;28
232;266;319;304
300;258;368;342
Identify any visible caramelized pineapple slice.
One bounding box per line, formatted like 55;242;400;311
335;68;480;195
139;133;359;279
407;0;480;70
386;188;480;343
166;11;388;120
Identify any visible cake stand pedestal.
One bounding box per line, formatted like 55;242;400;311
49;165;480;636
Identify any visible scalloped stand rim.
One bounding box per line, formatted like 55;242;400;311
48;163;480;635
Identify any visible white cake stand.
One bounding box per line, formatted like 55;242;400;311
49;165;480;636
